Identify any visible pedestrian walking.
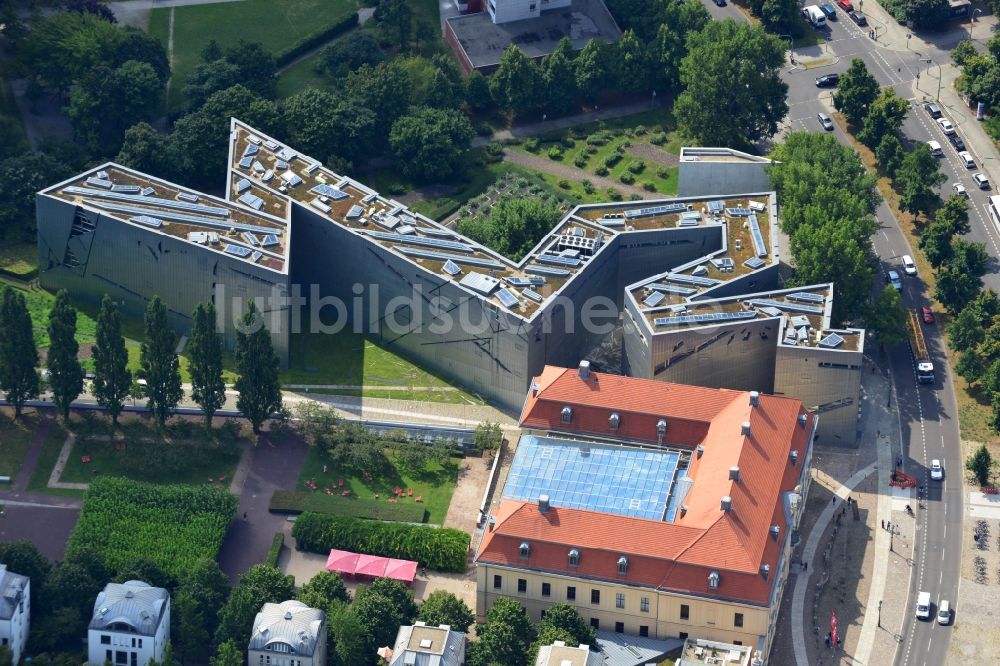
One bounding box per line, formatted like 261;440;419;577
804;561;808;571
832;497;836;505
882;519;885;529
825;633;832;648
848;496;852;504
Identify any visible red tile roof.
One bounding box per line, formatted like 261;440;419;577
480;366;816;606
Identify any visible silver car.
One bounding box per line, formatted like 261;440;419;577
817;113;834;131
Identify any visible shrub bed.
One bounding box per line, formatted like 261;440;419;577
269;490;427;523
275;13;359;67
292;512;470;572
266;532;284;567
67;477;237;579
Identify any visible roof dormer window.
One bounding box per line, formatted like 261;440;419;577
617;556;628;576
708;571;720;589
561;406;573;424
568;548;580;567
609;412;620;431
519;542;530;559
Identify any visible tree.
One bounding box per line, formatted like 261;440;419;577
139;296;183;426
210;640;244;666
948;308;986;352
832;58;880;126
950;238;989;278
352;579;418;653
953;38;978;66
374;0;412;49
857;88;909;149
535;603;596;646
389;106;474;182
757;0;799;32
919;219;955;268
935;194;971;236
465;70;493;112
297;571;350;610
957;349;987;385
474;421;503;451
469;598;535;666
116;122;173;178
188;303;226;428
896;144;945;216
346;61;413;140
675;20;787;149
424;55;465;111
114;557;176;590
172;589;210;663
220;40;277;99
0;541;50;608
319;32;384;77
46;290;84;420
328;602;367;666
417;590;475;633
575;39;617;100
906;0;950;29
646;2;709;92
457;197;562;262
67;59;163;152
490;45;545;117
969;290;1000;325
92;296;132;427
865;287;908;347
0;287;39;418
615;29;650;94
967;443;994;486
184;59;243;109
177;559;230;642
875;134;905;176
935;263;983;315
0;152;74;240
541;41;578;115
43;562;100;617
215;565;295;647
234;301;282;434
527;627;577;666
790;221;874;322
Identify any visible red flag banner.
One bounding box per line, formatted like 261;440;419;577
831;609;840;646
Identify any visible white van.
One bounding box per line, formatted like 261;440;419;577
802;5;827;27
937;599;951;625
916;591;931;620
902;255;917;276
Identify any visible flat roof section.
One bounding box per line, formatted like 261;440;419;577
502;434;687;522
445;0;621;71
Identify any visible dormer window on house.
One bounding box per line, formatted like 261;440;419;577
561;406;573;424
519;542;530;559
656;419;667;442
617;556;628;576
568;548;580;567
708;571;720;589
609;412;620;431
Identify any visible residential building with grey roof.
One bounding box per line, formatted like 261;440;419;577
389;622;465;666
88;580;170;666
248;601;326;666
0;565;30;664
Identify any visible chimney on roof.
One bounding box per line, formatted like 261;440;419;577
741;421;752;437
729;466;741;482
720;496;733;512
749;391;760;406
578;360;590;380
538;495;550;513
790;450;799;466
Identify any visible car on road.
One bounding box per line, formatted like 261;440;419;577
817;112;834;131
959;151;976;168
916;591;932;620
927;140;942;156
820;3;837;19
887;270;902;290
974;172;991;189
815;74;839;87
836;0;853;10
922;306;935;324
949;134;966;151
848;10;867;25
902;254;917;275
924;102;942;118
953;182;968;198
937;600;951;625
713;0;726;6
937;117;956;134
930;459;944;480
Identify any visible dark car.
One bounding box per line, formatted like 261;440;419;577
820;3;837;19
849;10;867;25
713;0;726;6
924;102;942;118
816;74;840;88
949;134;966;151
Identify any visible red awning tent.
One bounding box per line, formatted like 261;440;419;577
325;549;418;586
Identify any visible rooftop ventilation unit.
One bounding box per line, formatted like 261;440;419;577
578;360;590;380
741;421;752;436
284;611;293;620
720;496;732;512
538;495;550;513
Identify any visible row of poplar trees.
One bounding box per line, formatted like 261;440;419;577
0;287;282;433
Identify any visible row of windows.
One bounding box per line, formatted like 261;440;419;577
105;650;137;666
100;636;143;649
257;656;305;666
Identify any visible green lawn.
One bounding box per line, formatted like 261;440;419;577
149;0;359;110
59;421;244;485
0;243;37;277
299;387;485;405
0;413;45;483
296;444;458;524
275;51;334;99
0;278;97;351
26;419;80;497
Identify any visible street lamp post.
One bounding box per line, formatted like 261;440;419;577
920;57;941;102
878;600;883;628
971;8;982;41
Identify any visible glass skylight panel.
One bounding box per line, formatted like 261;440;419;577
178;192;199;203
598;217;625;227
310;184;349;199
64;187;229;216
86;177;113;189
788;292;825;304
648;283;697;296
662;273;718;287
241;232;260;246
442;260;462;276
746;299;824;315
416;227;455;237
251;251;263;263
129;215;163;228
260;234;279;247
725;207;752;216
526;265;571;277
624;203;687;219
262;170;274;183
496;288;519;308
362;194;377;204
536;253;582;267
364;230;472;252
459;272;500;296
743;257;766;270
396;225;416;235
224;244;252;257
263;140;279;151
653;311;757;327
749;214;767;257
707;200;725;213
304;162;320;174
393;247;505;269
236;178;252;194
238;193;264;210
111;185;141;194
346;205;364;219
643;291;666;308
141;187;155;196
819;333;845;348
276;160;288;170
246;135;261;145
506;276;545;287
310;199;332;214
238;156;253;169
90;202;274;234
243;144;259;157
522;289;543;303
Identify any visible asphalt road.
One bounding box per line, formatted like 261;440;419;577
760;7;969;665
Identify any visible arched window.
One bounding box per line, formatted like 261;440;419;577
708;571;720;589
568;548;580;567
519;542;530;559
561;406;573;424
617;556;628;576
609;413;620;431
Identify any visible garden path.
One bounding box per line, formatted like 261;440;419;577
503;149;649;198
11;414;51;494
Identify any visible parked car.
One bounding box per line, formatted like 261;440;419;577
849;10;867;25
927;140;942;156
817;112;834;131
924;102;942;118
953;182;968;198
937;600;951;626
902;255;917;276
820;3;838;19
713;0;726;6
922;306;935;324
959;151;976;168
937;117;955;135
815;74;840;88
930;459;943;480
974;172;990;189
836;0;854;10
887;270;902;290
949;134;966;151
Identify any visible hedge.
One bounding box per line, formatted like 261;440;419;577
67;477;237;580
292;513;470;573
266;532;284;567
274;13;360;68
269;491;427;523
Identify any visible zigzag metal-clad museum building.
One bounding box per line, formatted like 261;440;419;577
36;119;864;445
